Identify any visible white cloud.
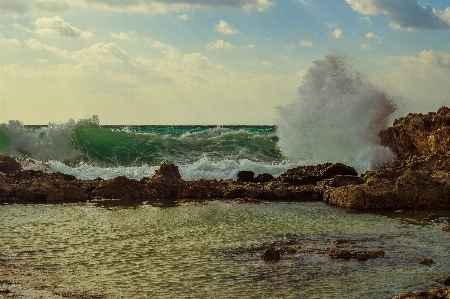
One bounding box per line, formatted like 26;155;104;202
111;31;138;41
215;20;240;35
25;39;127;66
33;16;93;38
37;58;48;63
378;50;450;112
84;0;273;14
257;59;274;68
324;22;336;28
0;0;274;16
177;14;191;20
297;0;309;5
206;40;236;49
0;0;72;17
345;0;450;30
362;44;371;50
365;32;382;44
283;43;296;49
245;44;255;49
331;28;342;39
0;33;20;48
361;16;372;25
300;40;313;47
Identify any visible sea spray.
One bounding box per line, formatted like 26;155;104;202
277;53;397;173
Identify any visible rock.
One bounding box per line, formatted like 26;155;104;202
279;162;358;186
0;155;21;174
0;174;14;198
93;176;157;199
147;163;185;198
418;258;435;266
47;186;89;201
442;225;450;232
254;173;274;183
324;154;450;210
380;106;450;160
237;171;255;182
436;276;450;286
261;247;281;261
392;288;450;299
278;246;297;254
327;248;385;261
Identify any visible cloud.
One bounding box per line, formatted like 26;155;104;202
345;0;450;30
257;59;274;68
331;28;342;39
379;50;450;112
206;40;236;49
215;20;240;35
33;16;93;38
283;43;296;49
362;44;371;50
296;0;309;5
0;0;72;17
300;40;313;47
177;14;191;20
361;16;372;24
245;44;255;49
25;39;127;66
365;32;382;44
84;0;273;13
0;33;20;48
111;31;138;41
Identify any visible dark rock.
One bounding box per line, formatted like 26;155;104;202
237;171;255;182
0;155;21;174
436;276;450;286
279;163;358;186
47;186;89;201
327;248;384;261
392;288;450;299
254;173;274;183
93;176;157;199
442;225;450;232
278;246;297;254
418;258;435;266
261;247;281;261
328;175;364;187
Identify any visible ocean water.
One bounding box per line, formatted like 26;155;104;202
0;201;449;298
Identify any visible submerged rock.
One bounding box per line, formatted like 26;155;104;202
261;247;281;261
392;288;450;299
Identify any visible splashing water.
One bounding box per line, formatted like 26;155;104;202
277;53;397;173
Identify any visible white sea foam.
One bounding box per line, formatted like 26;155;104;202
277;53;398;173
45;156;296;181
0;120;81;161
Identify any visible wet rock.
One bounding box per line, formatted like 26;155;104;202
327;248;385;261
254;173;274;183
380;106;450;160
0;174;14;198
93;176;157;200
147;163;185;198
436;276;450;286
237;171;255;183
261;247;281;261
278;246;297;254
0;155;21;174
324;154;450;210
418;258;435;266
47;186;89;201
442;225;450;232
279;162;358;186
392;287;450;299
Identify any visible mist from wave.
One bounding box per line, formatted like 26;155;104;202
277;53;398;173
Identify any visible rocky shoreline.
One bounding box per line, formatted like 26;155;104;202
2;107;450;298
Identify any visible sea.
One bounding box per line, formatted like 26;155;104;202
1;53;449;298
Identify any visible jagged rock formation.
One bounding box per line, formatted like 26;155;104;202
392;288;450;299
0;157;362;203
380;106;450;159
324;154;450;210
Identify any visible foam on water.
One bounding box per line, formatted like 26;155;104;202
277;53;398;173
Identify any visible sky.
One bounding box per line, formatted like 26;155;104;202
0;0;449;125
